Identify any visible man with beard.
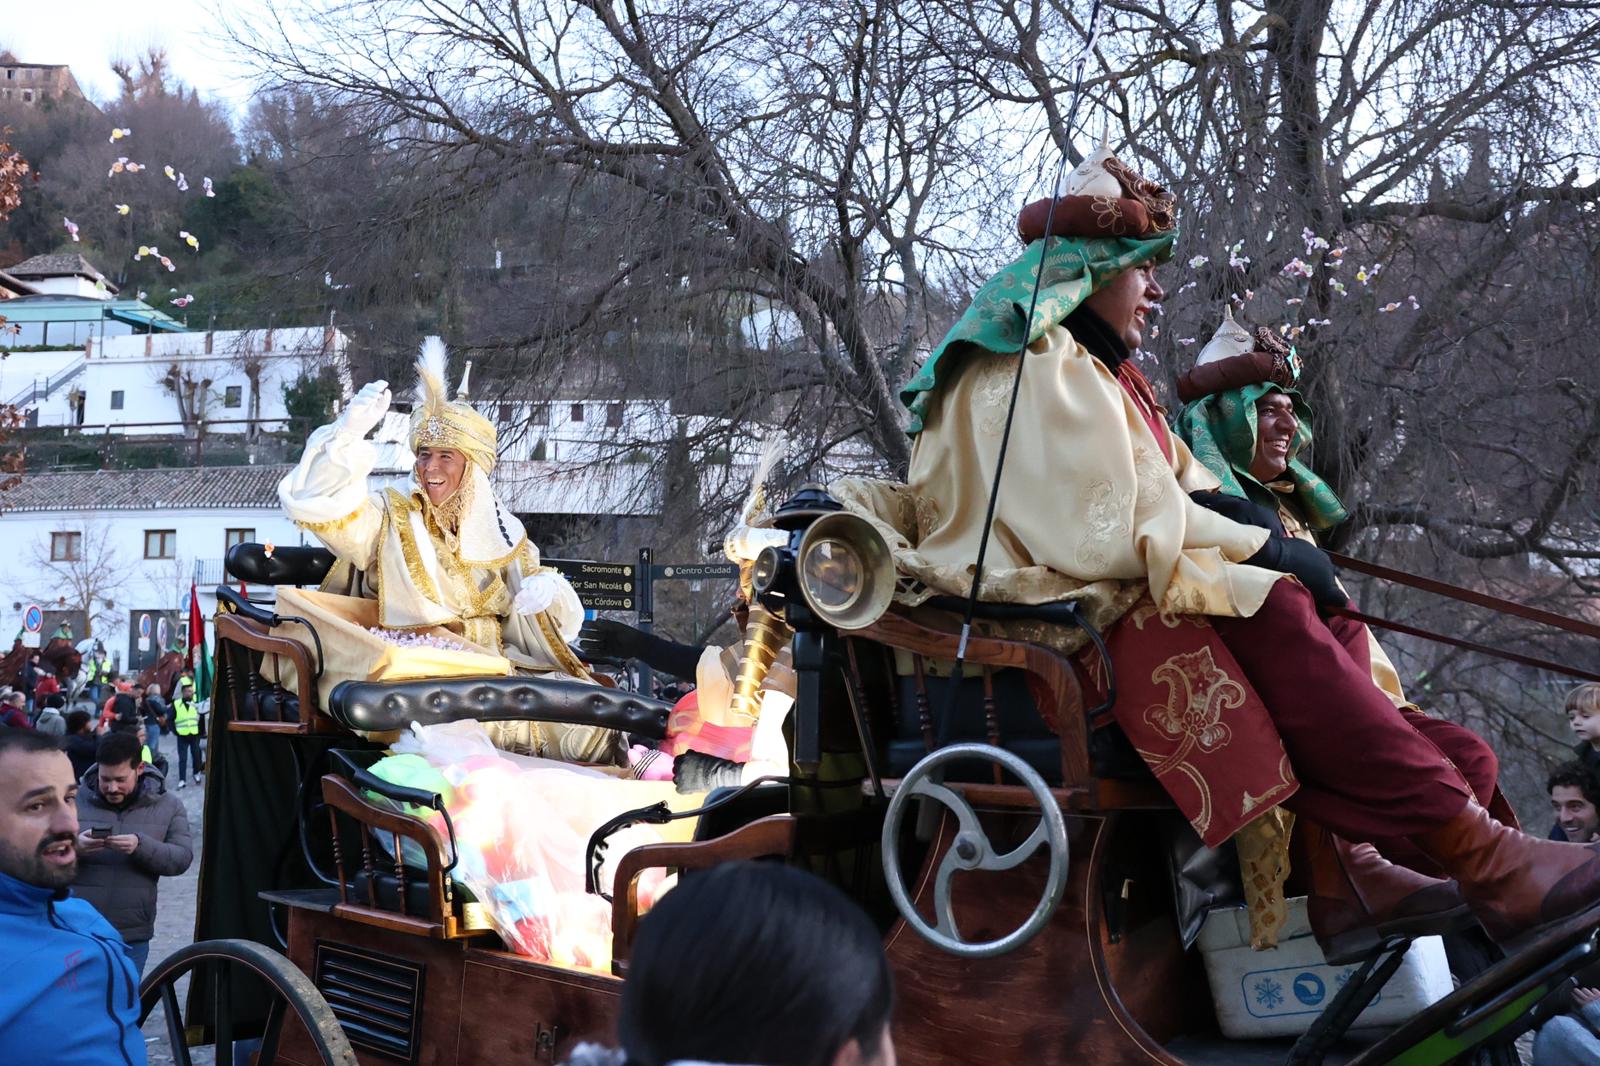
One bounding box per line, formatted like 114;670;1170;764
0;730;146;1065
73;730;193;976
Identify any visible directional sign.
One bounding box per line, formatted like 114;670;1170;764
653;563;740;581
545;559;637;612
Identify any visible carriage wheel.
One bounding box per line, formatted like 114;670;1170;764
139;938;357;1066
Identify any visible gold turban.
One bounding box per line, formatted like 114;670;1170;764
410;336;497;473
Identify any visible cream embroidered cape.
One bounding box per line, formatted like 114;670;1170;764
278;423;588;679
903;324;1283;622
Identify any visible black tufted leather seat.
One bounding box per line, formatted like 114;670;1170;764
225;543;338;587
327;676;672;739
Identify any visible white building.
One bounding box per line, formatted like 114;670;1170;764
0;465;307;673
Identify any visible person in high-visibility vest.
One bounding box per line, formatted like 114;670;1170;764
171;679;202;789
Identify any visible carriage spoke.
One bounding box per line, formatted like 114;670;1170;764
161;982;193;1066
214;962;235;1065
258;993;289;1064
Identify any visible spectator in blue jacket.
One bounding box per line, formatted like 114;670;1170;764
0;730;147;1066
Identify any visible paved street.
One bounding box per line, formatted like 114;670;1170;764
138;732;209;1066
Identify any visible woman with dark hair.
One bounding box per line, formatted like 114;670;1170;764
567;861;895;1066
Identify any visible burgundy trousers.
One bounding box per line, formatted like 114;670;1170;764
1208;581;1476;843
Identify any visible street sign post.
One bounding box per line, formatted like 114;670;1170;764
138;612;152;654
543;559;637;611
21;603;42;649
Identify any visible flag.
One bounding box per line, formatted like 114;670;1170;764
187;583;213;702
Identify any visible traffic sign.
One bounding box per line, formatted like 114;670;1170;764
653;563;740;581
544;559;637;612
157;617;170;648
21;603;42;648
138;613;152;638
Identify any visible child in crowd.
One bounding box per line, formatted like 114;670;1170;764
1567;683;1600;772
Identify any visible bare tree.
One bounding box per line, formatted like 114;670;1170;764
29;521;131;639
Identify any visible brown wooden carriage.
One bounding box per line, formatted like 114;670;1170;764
144;502;1600;1066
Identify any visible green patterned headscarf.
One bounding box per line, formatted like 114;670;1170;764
1175;382;1349;531
901;232;1177;434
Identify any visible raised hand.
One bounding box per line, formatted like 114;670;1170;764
339;380;391;440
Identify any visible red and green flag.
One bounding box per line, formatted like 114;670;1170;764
186;583;213;702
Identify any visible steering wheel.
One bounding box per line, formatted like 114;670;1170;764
881;743;1069;958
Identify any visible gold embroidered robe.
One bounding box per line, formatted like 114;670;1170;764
278;423;623;764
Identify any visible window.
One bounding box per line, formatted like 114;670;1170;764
498;403;513;423
224;385;242;408
225;528;254;550
20;90;32;103
109;390;125;410
606;403;624;428
531;439;549;461
530;405;549;426
144;530;176;559
569;403;585;423
50;532;81;562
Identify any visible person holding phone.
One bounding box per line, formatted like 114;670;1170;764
73;731;192;976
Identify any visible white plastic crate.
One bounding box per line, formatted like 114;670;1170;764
1195;897;1454;1039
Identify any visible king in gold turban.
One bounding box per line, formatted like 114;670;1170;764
278;337;624;764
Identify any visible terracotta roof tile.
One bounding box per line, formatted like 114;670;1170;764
0;465;293;512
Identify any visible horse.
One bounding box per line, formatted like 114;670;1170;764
2;637;83;690
135;651;188;699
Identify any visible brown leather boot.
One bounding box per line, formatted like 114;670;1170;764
1296;822;1470;964
1410;800;1600;947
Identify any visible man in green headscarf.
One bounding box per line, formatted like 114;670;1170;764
849;140;1600;951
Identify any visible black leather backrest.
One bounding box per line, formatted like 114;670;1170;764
226;543;338;586
327;676;673;739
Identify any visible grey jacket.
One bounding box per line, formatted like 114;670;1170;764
73;764;194;943
33;707;65;736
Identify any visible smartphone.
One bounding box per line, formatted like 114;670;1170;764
89;826;112;839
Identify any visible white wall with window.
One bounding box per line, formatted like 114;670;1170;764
0;506;306;673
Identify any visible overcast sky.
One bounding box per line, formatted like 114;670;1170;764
3;0;262;112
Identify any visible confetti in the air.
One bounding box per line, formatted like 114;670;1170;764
175;173;188;192
1188;255;1209;269
1286;297;1304;305
1301;228;1330;255
179;230;199;251
1228;241;1251;270
115;203;130;216
136;291;147;300
1281;258;1313;278
1408;294;1420;310
62;217;79;242
1177;337;1197;346
158;255;175;272
108;127;131;143
134;245;157;260
1378;302;1401;313
1328;279;1348;296
1178;280;1198;294
109;157;129;176
1308;317;1332;326
164;165;176;181
202;177;215;198
1150;325;1160;338
170;294;194;308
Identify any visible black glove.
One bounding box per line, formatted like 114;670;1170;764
674;750;743;794
573;619;705;678
1189;491;1286;538
1246;535;1347;612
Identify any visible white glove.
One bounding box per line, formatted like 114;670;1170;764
513;572;584;642
513;575;559;617
338;380;391;441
